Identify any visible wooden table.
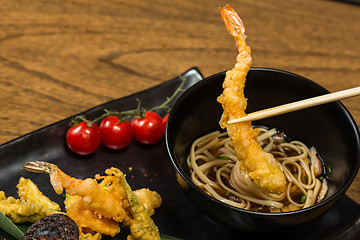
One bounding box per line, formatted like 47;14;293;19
0;0;359;205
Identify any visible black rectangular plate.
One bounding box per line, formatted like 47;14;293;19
0;67;359;240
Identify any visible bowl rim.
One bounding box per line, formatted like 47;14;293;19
166;67;360;216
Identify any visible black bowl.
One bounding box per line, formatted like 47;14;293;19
165;68;360;231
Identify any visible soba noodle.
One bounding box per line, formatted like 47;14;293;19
187;127;328;213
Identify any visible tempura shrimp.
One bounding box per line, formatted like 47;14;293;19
22;161;162;239
217;5;286;194
22;161;129;223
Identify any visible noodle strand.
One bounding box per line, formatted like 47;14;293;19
187;128;328;212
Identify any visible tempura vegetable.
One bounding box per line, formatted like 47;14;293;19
0;178;60;223
17;177;61;211
22;161;161;239
121;175;161;240
133;188;162;216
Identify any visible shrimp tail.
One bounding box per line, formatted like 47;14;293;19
220;5;246;44
21;161;52;174
22;161;73;194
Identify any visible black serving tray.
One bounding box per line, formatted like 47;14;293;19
0;67;359;240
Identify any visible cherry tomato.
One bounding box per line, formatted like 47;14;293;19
100;116;133;150
66;121;101;155
160;113;169;136
131;111;165;145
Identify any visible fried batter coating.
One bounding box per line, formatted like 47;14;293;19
0;178;59;223
121;175;160;240
22;162;129;223
64;194;120;237
22;161;162;239
17;177;61;211
217;5;286;194
133;188;162;216
79;231;102;240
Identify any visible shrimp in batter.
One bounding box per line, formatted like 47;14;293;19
22;161;161;239
22;161;129;224
217;5;286;194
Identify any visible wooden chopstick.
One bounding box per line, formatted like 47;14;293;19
227;86;360;125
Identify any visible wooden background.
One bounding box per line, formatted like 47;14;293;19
0;0;359;203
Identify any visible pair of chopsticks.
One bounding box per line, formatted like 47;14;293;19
227;86;360;125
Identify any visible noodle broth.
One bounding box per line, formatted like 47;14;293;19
187;127;328;213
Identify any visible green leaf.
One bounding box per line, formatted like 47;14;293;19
0;212;25;239
160;233;183;240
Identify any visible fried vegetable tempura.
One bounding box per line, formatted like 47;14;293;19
17;177;61;211
121;175;161;240
22;161;162;239
0;177;60;223
133;188;162;216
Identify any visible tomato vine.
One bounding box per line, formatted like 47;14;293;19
66;76;188;155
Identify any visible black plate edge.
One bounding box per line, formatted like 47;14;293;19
0;67;203;150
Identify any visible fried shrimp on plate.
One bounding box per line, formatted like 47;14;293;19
22;161;161;239
217;5;286;194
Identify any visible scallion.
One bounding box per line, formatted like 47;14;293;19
304;176;309;184
0;212;25;240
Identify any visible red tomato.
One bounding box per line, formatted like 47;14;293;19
161;113;169;136
100;116;133;150
131;111;165;145
66;121;101;155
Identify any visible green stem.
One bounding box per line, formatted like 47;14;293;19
70;74;188;126
149;75;187;112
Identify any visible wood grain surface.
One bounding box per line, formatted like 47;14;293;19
1;0;360;203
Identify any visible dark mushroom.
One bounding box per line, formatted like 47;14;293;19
309;147;323;177
317;180;328;203
24;214;79;240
